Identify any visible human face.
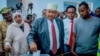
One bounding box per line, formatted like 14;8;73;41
65;8;76;20
28;17;32;24
95;8;100;17
46;9;57;21
42;9;47;17
78;5;90;19
15;15;22;24
3;12;12;21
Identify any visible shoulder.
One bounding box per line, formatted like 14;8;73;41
0;21;4;25
24;22;29;26
33;17;47;26
24;23;30;28
75;18;81;21
0;21;3;30
6;24;14;32
8;24;13;28
90;16;100;25
0;21;3;22
0;21;6;29
33;17;45;24
35;17;45;22
63;18;68;22
73;18;82;26
63;18;69;26
92;16;100;21
74;18;82;23
55;18;63;23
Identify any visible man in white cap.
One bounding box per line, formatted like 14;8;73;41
27;3;64;56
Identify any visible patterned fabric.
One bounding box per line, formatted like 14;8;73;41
0;20;11;56
97;34;100;56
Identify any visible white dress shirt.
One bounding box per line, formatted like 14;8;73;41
47;19;60;50
63;18;75;45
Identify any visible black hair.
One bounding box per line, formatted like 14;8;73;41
79;1;89;9
65;5;76;12
96;7;100;10
27;14;32;20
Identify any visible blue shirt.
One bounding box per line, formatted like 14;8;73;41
63;18;75;45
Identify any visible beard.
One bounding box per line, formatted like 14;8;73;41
81;14;90;19
82;16;87;19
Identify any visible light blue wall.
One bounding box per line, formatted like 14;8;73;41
0;0;100;19
33;0;100;18
7;0;19;9
0;0;7;20
0;0;19;20
33;0;64;18
63;0;100;10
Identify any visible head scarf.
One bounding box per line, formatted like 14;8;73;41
12;11;24;27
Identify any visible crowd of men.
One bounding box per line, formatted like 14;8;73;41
0;1;100;56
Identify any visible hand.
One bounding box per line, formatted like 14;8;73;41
71;50;78;56
5;45;11;52
29;42;37;52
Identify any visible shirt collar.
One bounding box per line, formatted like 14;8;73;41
66;18;75;22
47;18;55;23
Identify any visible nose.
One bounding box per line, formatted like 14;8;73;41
49;12;53;15
6;14;9;17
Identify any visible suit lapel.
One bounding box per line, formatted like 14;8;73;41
43;18;50;44
55;18;61;43
44;18;49;37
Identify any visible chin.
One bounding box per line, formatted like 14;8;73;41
48;18;54;20
82;17;87;19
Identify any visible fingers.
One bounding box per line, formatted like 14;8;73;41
5;45;11;52
30;45;37;51
30;42;37;52
72;52;78;56
71;50;78;56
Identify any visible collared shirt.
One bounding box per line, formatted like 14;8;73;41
47;19;60;50
63;18;75;45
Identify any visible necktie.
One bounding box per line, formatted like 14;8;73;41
69;20;73;47
51;21;57;54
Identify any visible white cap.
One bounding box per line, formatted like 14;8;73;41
46;3;58;11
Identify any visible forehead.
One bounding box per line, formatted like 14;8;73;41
15;14;21;17
47;9;57;12
78;5;87;10
95;9;100;11
67;8;75;12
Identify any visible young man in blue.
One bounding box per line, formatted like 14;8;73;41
63;5;76;56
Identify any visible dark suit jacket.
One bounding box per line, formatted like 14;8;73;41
27;17;64;54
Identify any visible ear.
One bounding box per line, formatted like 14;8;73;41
56;11;58;14
65;12;68;15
